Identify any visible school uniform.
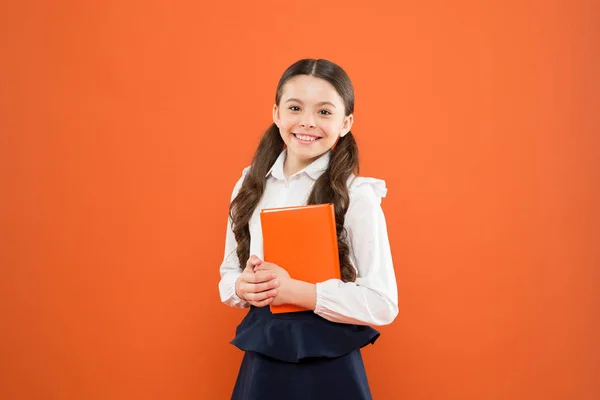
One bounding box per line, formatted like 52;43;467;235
219;149;398;400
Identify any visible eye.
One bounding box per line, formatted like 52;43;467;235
288;106;300;111
319;109;332;115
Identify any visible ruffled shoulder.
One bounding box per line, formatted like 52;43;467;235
347;176;388;199
241;165;251;178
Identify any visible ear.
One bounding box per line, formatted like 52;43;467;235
340;114;354;137
272;104;280;128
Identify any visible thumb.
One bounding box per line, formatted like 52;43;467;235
249;255;263;265
246;255;262;269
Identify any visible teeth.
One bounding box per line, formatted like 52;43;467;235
296;134;317;141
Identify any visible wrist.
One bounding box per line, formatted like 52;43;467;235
235;276;245;301
286;279;317;310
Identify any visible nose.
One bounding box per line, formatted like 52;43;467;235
299;114;316;129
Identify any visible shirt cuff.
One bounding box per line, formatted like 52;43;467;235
220;273;250;308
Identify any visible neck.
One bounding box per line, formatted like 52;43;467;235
283;153;313;179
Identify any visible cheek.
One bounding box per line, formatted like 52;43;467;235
280;117;297;131
322;121;342;136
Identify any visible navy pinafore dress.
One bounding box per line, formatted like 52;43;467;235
230;304;380;399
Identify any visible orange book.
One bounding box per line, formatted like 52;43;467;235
260;203;341;314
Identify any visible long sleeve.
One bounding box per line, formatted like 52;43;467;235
218;167;250;308
314;178;399;326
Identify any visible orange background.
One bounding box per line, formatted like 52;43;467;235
1;1;599;399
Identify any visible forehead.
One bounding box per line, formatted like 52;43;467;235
281;75;343;104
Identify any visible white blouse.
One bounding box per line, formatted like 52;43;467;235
218;149;398;326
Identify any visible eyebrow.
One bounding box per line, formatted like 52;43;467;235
284;98;337;108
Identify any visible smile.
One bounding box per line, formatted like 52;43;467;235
293;133;322;142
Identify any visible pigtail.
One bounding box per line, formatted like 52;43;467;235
307;132;359;282
229;124;283;270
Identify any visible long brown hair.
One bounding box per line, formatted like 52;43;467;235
229;59;359;282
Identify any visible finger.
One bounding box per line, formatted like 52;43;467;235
254;261;272;269
252;280;280;293
242;265;255;275
245;289;278;302
254;270;276;282
237;269;253;284
245;270;275;283
239;281;277;296
249;296;274;308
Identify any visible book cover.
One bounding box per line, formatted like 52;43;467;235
260;203;341;314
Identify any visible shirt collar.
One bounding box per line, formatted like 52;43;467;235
266;149;331;181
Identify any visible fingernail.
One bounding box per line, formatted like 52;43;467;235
274;280;279;286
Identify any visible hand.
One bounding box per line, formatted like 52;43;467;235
253;262;292;306
235;255;280;307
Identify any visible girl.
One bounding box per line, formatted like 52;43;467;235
218;58;398;400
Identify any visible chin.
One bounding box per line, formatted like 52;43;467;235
293;147;327;159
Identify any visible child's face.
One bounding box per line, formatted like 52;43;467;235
273;75;353;167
